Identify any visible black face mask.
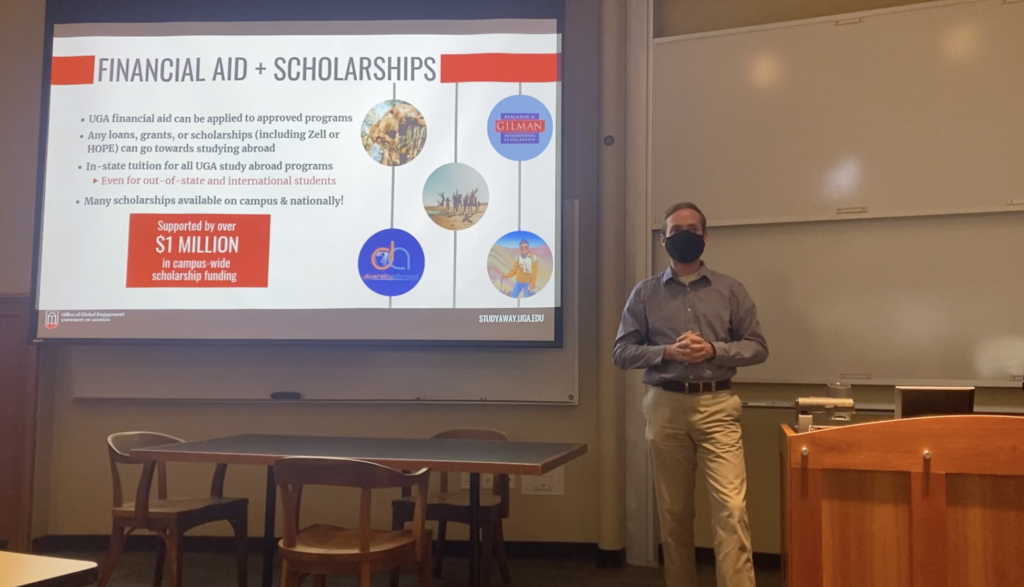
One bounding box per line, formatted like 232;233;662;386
665;230;705;264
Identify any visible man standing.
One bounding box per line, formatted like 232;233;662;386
613;202;768;587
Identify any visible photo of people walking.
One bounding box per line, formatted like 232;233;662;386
421;163;490;231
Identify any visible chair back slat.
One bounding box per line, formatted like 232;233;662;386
359;488;372;553
279;482;301;548
157;462;168;499
411;480;427;559
210;464;229;498
108;455;124;507
132;461;157;516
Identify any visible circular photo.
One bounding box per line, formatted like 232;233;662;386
486;231;554;299
422;163;490;231
357;228;425;297
487;94;554;162
360;99;427;166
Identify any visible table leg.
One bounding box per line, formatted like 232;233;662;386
263;466;277;587
469;472;480;587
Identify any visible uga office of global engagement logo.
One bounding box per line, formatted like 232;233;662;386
358;228;425;296
487;94;553;161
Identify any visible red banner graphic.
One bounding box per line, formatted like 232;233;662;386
52;55;95;85
440;53;560;83
126;214;271;288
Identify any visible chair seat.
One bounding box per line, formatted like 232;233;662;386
393;492;503;509
279;524;418;558
112;496;247;518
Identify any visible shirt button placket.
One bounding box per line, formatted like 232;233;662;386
687;294;695;331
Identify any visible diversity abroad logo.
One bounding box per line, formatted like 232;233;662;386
358;228;425;296
487;94;553;161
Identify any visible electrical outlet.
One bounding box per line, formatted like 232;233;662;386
520;467;565;496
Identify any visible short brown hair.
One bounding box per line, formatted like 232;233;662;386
663;202;707;233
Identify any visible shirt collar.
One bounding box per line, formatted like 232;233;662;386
661;262;712;284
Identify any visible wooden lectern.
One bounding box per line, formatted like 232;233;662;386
780;416;1024;587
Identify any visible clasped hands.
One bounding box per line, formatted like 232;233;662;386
662;331;715;364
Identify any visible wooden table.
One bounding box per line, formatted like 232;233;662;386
132;434;587;587
0;551;98;587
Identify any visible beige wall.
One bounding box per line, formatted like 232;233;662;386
0;0;44;295
655;0;939;38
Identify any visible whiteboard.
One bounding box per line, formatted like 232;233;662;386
651;212;1024;387
653;0;1024;227
70;201;580;403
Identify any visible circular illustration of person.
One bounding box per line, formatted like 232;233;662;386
422;163;490;231
487;94;554;162
357;228;425;297
486;231;554;298
360;99;427;166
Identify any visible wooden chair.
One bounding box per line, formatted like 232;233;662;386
274;457;433;587
98;432;248;587
390;430;512;586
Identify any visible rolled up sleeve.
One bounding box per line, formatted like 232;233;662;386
613;284;665;370
710;282;769;368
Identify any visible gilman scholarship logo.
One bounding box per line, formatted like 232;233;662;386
487;95;553;161
495;114;546;144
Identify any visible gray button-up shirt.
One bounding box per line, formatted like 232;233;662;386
613;264;769;386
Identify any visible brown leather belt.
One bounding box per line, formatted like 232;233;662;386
659;379;732;394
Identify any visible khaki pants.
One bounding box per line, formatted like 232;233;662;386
644;387;755;587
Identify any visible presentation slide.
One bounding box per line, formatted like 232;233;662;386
34;20;561;342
